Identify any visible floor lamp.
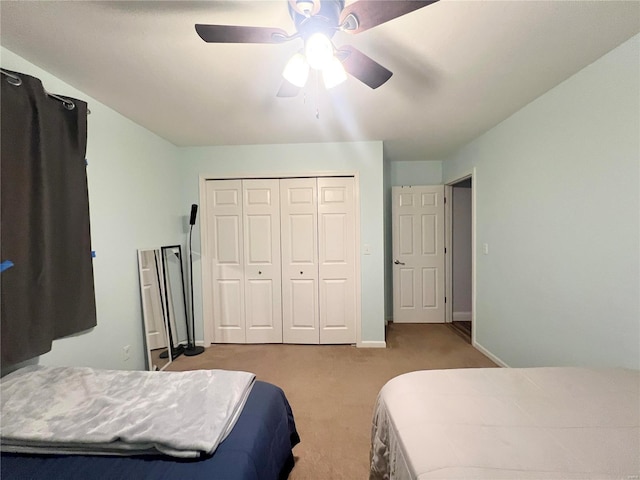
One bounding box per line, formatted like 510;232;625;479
184;204;204;357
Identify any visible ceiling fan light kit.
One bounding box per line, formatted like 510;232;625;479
282;52;310;87
289;32;348;89
322;56;348;88
195;0;438;96
305;33;334;70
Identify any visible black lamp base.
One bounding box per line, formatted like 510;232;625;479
183;345;205;357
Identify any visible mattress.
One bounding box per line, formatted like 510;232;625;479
1;380;300;480
370;367;640;480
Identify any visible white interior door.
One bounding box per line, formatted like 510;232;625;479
280;178;319;344
206;179;246;343
139;250;167;350
243;179;282;343
392;185;445;323
318;177;356;343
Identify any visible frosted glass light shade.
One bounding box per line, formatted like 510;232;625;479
305;33;333;70
282;53;309;87
322;56;347;88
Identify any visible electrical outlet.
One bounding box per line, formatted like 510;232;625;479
123;345;131;362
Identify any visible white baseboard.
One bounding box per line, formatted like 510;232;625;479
357;340;387;348
452;311;472;322
472;340;510;368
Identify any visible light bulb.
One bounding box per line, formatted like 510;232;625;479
305;33;334;70
322;56;347;89
282;52;309;87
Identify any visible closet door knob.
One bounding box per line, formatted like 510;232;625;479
258;271;262;275
300;271;303;275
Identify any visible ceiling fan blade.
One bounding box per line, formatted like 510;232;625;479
338;45;392;89
276;79;301;97
339;1;438;34
195;24;290;44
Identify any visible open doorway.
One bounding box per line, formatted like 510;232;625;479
447;176;472;342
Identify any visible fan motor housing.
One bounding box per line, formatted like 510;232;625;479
289;0;344;39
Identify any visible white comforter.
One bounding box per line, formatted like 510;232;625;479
1;365;255;458
370;367;640;479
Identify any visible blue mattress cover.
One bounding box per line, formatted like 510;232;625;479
1;380;300;480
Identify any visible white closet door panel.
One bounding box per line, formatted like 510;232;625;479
245;278;276;331
317;177;356;344
206;180;245;343
289;279;317;328
281;178;319;344
216;279;243;326
243;179;282;343
290;215;316;263
215;216;242;263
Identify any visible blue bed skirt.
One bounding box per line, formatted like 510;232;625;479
1;380;300;480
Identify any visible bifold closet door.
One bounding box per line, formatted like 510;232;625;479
206;179;282;344
207;176;356;345
280;178;320;344
318;177;356;344
242;179;282;343
205;180;245;343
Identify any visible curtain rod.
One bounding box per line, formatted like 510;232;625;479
1;68;91;114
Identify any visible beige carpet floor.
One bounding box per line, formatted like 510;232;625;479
168;323;497;479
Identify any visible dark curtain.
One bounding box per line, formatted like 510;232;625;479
1;69;96;365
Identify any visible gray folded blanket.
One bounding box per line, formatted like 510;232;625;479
1;365;255;458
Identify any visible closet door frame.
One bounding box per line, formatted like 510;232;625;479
200;172;361;347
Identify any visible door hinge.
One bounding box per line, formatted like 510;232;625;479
444;197;447;204
445;297;447;303
444;247;447;254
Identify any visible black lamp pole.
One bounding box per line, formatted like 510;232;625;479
184;204;204;357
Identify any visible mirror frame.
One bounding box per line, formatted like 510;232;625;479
137;248;173;371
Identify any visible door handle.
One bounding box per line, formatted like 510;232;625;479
394;260;405;265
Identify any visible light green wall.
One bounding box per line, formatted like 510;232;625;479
390;160;443;186
443;34;640;369
1;47;184;371
178;141;386;344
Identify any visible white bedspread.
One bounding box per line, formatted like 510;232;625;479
1;365;255;458
370;367;640;479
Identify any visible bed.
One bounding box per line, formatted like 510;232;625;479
370;367;639;480
1;367;300;480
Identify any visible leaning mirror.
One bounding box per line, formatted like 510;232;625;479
137;249;172;371
137;246;191;371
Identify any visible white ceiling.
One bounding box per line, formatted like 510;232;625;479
1;1;638;161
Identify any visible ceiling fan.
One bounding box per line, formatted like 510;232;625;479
195;0;438;97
